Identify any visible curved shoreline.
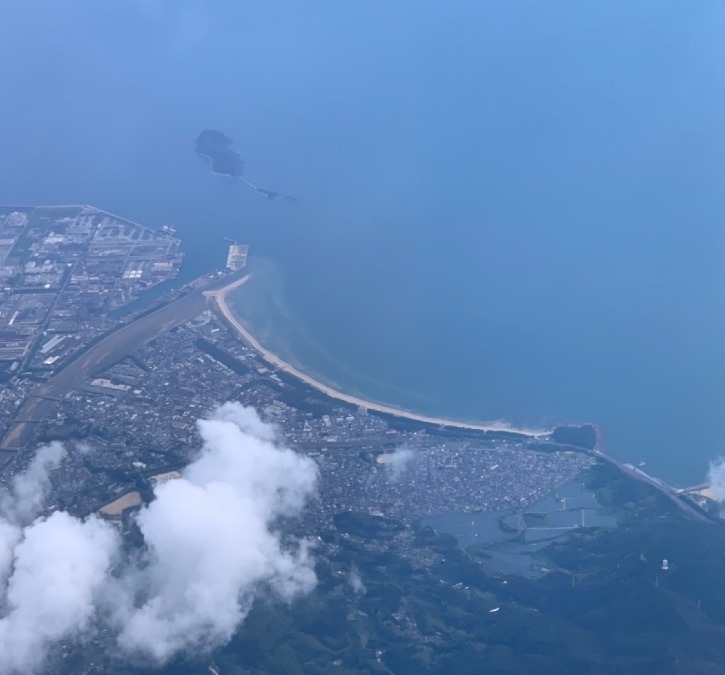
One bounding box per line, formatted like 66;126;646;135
205;275;550;439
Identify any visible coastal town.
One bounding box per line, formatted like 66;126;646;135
6;306;592;524
0;205;601;534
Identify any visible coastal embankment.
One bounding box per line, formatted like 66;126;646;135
205;275;549;439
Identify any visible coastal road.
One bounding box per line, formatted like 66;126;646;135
0;271;243;457
592;449;714;524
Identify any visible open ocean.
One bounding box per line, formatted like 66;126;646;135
1;1;725;486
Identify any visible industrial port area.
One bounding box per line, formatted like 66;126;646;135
0;205;182;380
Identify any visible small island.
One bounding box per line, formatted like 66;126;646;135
194;129;298;202
195;129;245;177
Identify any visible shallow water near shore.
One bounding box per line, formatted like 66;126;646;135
228;248;725;488
1;2;725;486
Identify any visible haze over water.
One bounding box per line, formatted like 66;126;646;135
1;1;725;485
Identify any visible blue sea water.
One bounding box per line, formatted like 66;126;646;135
1;1;725;486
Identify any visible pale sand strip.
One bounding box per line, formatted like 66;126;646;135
205;275;549;439
99;491;142;517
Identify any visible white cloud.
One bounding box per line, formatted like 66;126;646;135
385;447;415;482
0;403;318;672
348;566;366;596
707;457;725;500
2;441;64;525
0;520;20;597
0;513;118;674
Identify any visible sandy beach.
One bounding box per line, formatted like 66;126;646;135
205;275;550;439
